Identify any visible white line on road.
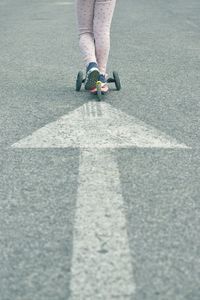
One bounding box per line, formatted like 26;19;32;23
11;102;190;149
70;149;135;299
186;19;199;29
52;2;73;5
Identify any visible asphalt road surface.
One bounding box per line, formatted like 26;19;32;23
0;0;200;299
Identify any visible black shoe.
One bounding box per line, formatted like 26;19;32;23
85;62;100;90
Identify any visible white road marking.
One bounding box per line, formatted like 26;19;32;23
70;149;135;299
186;19;199;29
11;102;190;299
11;102;190;149
52;2;73;5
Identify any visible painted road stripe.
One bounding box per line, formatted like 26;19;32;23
11;102;190;299
70;149;135;299
52;2;73;5
11;102;190;149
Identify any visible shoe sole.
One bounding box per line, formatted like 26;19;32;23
85;68;100;90
89;89;109;95
101;84;109;94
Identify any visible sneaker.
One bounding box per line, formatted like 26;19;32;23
98;74;109;94
85;62;100;90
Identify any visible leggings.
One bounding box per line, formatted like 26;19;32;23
75;0;116;75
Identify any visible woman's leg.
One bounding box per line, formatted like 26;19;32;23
75;0;96;67
93;0;117;75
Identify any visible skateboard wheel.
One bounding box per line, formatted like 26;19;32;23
113;71;121;91
76;71;84;91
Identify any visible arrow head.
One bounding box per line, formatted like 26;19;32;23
12;102;190;149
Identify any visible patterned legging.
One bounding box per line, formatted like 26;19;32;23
75;0;117;75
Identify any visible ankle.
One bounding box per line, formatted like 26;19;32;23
86;61;98;69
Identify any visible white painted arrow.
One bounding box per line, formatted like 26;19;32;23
12;102;189;149
11;102;190;299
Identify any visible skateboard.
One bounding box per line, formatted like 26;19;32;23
76;71;121;101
